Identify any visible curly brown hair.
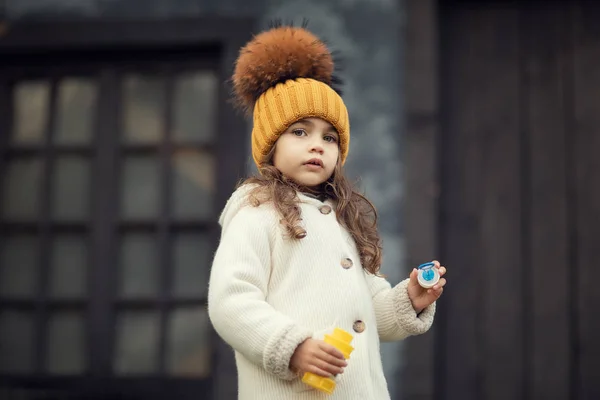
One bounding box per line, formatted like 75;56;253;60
240;149;383;275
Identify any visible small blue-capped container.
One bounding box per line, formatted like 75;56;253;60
417;262;440;289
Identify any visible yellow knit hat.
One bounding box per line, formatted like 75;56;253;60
252;78;349;167
232;25;350;167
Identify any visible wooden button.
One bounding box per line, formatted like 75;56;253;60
319;205;332;215
341;258;353;269
353;320;365;333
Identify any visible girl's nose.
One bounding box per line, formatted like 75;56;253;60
310;138;324;154
310;143;324;154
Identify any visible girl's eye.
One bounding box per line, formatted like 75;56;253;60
292;129;306;137
324;135;338;143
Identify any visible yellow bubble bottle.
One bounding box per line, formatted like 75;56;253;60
301;328;354;394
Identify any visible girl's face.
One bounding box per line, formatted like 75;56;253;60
272;117;339;188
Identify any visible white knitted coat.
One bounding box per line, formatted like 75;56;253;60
208;185;435;400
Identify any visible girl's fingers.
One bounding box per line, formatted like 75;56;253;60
317;351;347;368
314;343;347;374
317;358;344;376
307;364;335;378
439;266;447;276
433;278;447;291
409;268;418;281
319;342;345;360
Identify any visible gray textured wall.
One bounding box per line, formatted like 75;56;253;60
7;0;407;397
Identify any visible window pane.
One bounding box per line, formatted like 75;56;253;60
173;233;211;298
2;158;43;220
122;75;165;144
119;233;159;298
0;235;38;298
167;307;211;377
11;81;49;144
172;150;214;220
0;310;34;373
54;78;97;145
173;71;217;143
114;311;159;374
47;311;86;374
51;156;91;221
120;156;160;220
50;235;87;299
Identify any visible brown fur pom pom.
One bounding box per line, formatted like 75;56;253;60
232;25;335;114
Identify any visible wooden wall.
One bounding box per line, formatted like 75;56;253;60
403;0;440;398
404;1;600;399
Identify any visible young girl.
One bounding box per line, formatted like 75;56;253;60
208;24;447;399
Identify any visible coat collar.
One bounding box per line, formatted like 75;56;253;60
297;191;335;207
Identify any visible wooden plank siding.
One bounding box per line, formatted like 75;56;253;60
523;3;572;399
440;3;525;399
403;0;600;399
572;3;600;399
438;4;490;399
402;0;440;399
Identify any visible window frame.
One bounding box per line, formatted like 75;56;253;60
0;17;254;400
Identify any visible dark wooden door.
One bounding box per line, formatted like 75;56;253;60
437;1;600;399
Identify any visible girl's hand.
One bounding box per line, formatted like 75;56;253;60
407;260;447;313
289;338;347;377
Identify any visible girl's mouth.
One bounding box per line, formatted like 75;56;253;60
304;158;324;168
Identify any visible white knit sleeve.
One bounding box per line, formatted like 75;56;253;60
208;206;312;380
366;274;436;342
